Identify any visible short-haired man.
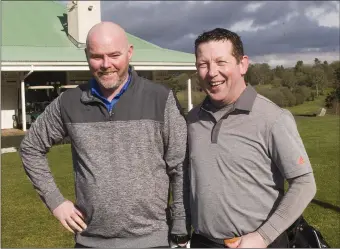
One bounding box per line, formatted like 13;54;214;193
20;22;190;248
187;28;316;248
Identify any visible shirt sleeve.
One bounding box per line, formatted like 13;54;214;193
257;172;316;245
268;109;313;179
162;90;191;235
19;96;67;211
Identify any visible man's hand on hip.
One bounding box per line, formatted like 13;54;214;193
225;231;267;248
52;200;87;233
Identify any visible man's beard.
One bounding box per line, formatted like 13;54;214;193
97;78;123;90
95;73;125;91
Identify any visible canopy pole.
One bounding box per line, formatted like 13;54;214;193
20;66;34;131
187;78;193;111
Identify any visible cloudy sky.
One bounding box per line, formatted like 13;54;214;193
98;1;339;67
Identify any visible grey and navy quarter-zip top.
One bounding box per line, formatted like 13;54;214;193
20;70;190;248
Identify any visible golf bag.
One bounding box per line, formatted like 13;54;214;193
287;216;330;248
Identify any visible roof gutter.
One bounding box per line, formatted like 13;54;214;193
20;65;34;80
2;61;195;66
2;63;196;72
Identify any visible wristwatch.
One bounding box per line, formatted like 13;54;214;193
170;234;190;244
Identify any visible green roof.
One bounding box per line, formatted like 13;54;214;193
1;1;195;64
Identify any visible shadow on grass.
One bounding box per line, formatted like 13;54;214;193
294;114;317;117
311;199;340;213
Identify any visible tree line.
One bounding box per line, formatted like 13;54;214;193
158;58;340;113
244;58;339;112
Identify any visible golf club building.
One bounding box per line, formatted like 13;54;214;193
1;1;196;131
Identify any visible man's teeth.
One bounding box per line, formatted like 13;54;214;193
210;81;224;86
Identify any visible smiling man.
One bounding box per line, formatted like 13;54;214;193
187;28;317;248
20;22;190;248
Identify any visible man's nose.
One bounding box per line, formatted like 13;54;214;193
208;64;218;78
101;55;110;69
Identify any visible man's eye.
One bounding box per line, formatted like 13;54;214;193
92;55;102;60
217;61;227;65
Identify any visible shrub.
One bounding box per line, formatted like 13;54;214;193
325;87;340;114
294;92;305;105
258;88;285;107
294;86;312;101
280;87;296;107
271;78;283;88
308;91;316;101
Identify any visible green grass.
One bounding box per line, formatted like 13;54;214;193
176;90;206;113
1;145;76;248
286;88;333;116
286;95;327;116
294;115;340;247
1;115;339;247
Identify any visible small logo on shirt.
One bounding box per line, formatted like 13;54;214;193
298;156;305;165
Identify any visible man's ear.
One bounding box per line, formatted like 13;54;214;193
239;55;249;76
128;44;134;61
84;48;89;61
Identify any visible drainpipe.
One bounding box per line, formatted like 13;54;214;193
20;66;34;131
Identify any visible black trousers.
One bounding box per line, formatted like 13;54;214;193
74;244;90;248
74;243;169;248
190;232;289;248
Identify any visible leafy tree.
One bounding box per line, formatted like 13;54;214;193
246;63;272;85
310;67;327;96
294;60;304;73
295;71;308;86
294;86;312;101
274;65;285;79
280;87;296;106
314;58;321;67
271;77;283;88
281;70;297;90
325;85;340;114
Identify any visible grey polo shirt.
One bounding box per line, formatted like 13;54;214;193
187;84;313;240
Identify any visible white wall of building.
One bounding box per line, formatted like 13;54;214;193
1;72;19;129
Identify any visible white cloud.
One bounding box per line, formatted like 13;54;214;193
319;12;340;28
101;1;339;61
127;1;160;8
169;33;198;48
229;19;280;32
245;2;265;12
251;52;340;67
229;19;254;32
301;48;321;52
304;3;340;28
285;12;299;22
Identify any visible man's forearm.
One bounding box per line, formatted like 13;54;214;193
257;172;316;245
170;159;191;235
163;91;190;235
20;97;67;211
20;127;66;211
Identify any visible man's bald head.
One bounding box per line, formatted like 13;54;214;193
85;21;134;94
86;22;129;48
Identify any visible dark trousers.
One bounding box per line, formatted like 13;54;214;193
74;244;90;248
74;243;169;248
190;232;289;248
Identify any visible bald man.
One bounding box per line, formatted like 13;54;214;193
20;22;190;248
